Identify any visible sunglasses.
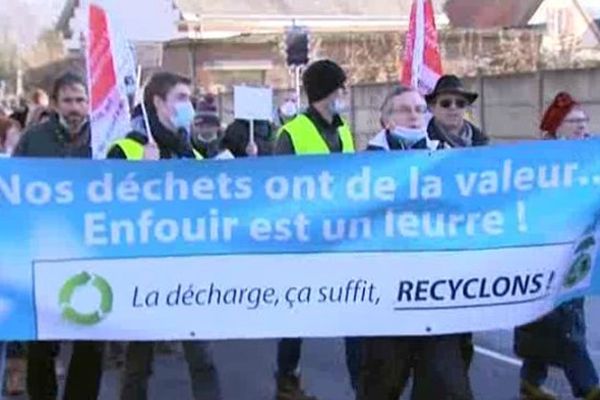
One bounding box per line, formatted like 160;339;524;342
438;98;467;109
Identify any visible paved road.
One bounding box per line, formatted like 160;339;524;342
98;338;521;400
6;297;600;400
0;339;553;400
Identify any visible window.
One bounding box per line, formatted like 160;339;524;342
204;70;267;92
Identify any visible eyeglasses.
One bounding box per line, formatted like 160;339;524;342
438;98;467;109
563;117;590;124
391;105;428;115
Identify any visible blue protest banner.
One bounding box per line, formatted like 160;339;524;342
0;139;599;340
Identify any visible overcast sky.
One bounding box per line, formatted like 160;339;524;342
27;0;63;19
17;0;63;22
13;0;600;34
23;0;600;20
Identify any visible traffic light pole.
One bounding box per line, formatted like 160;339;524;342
286;19;308;111
294;65;302;111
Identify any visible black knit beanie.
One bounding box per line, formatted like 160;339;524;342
302;59;347;104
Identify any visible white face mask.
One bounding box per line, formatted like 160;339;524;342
280;100;298;118
390;126;427;147
329;98;347;115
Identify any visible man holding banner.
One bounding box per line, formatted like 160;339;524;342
107;72;199;161
274;59;355;400
13;71;105;400
359;86;473;400
108;71;222;400
425;75;488;149
424;73;488;381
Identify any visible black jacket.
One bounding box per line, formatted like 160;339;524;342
514;299;587;364
427;119;489;148
9;106;29;128
222;119;275;157
12;114;91;159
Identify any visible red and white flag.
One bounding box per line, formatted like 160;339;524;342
401;0;443;95
86;2;137;159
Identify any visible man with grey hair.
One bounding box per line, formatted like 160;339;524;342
367;86;440;152
357;86;473;400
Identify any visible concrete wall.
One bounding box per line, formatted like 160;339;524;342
215;67;600;149
470;68;600;142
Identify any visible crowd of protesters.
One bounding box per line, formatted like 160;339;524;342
0;58;599;400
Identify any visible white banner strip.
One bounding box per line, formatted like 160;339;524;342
33;244;571;340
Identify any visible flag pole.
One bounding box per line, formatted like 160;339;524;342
412;0;425;90
294;66;302;111
84;0;96;157
87;1;139;158
135;64;143;105
401;0;442;94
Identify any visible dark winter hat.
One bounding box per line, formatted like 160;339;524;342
540;92;579;136
194;95;220;127
425;74;478;105
302;59;347;103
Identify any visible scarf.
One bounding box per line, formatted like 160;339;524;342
430;120;474;148
428;118;491;148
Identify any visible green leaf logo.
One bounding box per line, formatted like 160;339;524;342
59;272;113;326
564;234;595;289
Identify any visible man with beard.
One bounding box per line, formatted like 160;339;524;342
13;72;105;400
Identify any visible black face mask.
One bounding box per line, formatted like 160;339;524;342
192;130;222;158
254;121;276;142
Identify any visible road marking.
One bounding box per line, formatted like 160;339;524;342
474;345;522;367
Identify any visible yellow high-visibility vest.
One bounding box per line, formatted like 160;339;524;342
282;114;355;155
111;138;203;160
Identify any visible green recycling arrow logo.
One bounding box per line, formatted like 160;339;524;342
59;272;113;326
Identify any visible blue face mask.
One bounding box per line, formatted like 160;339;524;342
390;127;427;147
170;101;195;132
